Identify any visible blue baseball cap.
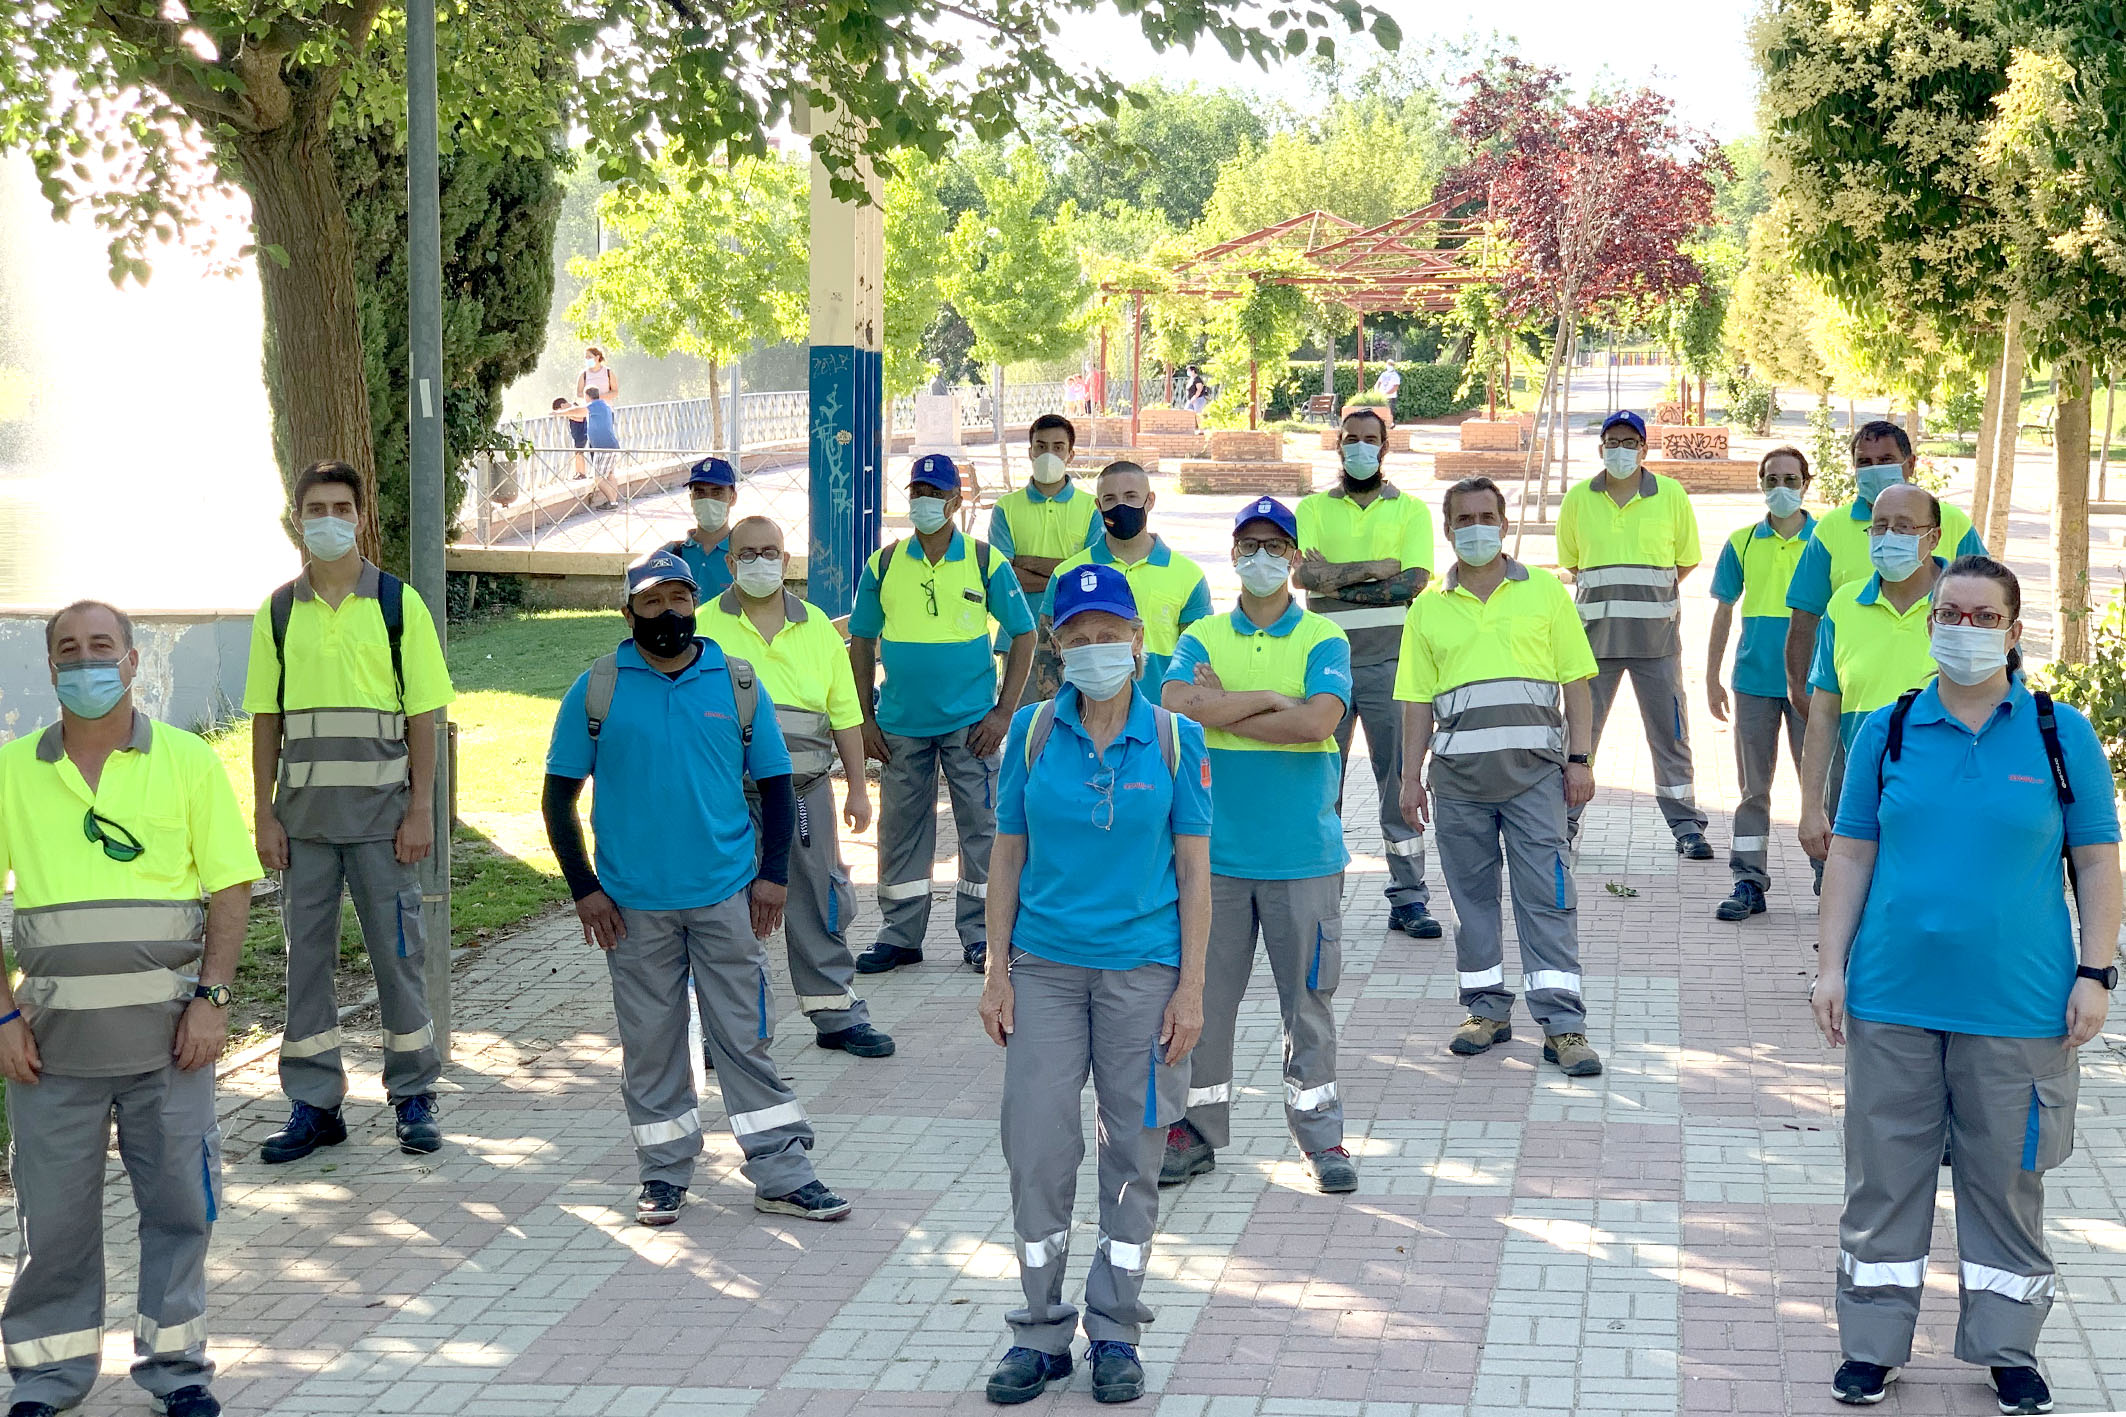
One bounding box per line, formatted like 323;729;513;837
623;548;697;602
909;454;959;492
686;456;737;488
1232;496;1298;541
1600;410;1647;440
1051;562;1140;629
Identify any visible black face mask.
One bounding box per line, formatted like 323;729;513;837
632;609;696;659
1101;503;1149;541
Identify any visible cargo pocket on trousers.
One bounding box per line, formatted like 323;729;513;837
2023;1067;2079;1172
395;884;426;961
1307;918;1343;994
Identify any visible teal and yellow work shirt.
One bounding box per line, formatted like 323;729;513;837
698;589;862;789
1394;558;1597;804
1808;559;1946;751
995;685;1213;971
1296;482;1436;667
988;480;1103;563
668;532;737;600
1163;600;1352;880
1785;496;1983;616
1837;680;2118;1038
0;714;262;1076
848;532;1035;738
1555;470;1701;660
1709;512;1817;700
545;638;794;912
1040;536;1215;688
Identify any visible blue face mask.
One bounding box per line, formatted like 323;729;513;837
910;497;950;535
1764;486;1806;519
1855;463;1904;507
1869;531;1926;582
1601;446;1640;478
1453;524;1503;567
302;515;359;562
1340;442;1382;481
1060;642;1137;702
55;658;129;720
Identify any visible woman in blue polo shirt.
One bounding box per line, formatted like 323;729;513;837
977;563;1211;1408
1813;556;2122;1414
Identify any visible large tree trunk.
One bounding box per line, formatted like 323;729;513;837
1983;308;2028;555
2055;364;2093;663
1973;345;2006;535
238;122;383;561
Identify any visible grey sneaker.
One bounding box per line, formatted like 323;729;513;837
755;1180;852;1221
1159;1120;1214;1186
1307;1146;1358;1194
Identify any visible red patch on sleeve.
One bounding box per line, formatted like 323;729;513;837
1200;758;1212;789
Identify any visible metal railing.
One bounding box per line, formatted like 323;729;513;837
456;444;804;553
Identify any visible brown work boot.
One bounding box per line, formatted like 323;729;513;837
1543;1032;1605;1077
1448;1015;1512;1056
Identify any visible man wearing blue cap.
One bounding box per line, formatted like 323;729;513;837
665;457;740;600
1158;497;1358;1194
849;456;1036;974
542;548;851;1226
1555;411;1713;858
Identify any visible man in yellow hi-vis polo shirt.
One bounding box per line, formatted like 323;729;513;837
1555;411;1712;859
245;460;456;1164
1039;460;1213;689
850;455;1035;975
1797;483;1947;864
990;413;1103;703
0;600;260;1417
1395;479;1603;1077
1298;406;1439;939
700;516;895;1060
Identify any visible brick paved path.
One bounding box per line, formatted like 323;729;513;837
14;470;2126;1417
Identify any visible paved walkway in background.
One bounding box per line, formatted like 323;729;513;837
15;378;2126;1416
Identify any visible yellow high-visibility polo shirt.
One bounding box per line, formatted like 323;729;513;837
1297;483;1436;666
1555;470;1700;660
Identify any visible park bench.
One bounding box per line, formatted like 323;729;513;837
2019;405;2056;446
1301;393;1336;424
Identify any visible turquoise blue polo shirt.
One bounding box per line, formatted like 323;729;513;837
1709;512;1815;699
546;639;793;911
1786;498;1984;617
1038;537;1217;689
1836;681;2119;1038
848;532;1036;738
1162;602;1353;880
669;533;736;600
995;685;1212;971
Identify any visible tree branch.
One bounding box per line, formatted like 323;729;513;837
84;2;256;129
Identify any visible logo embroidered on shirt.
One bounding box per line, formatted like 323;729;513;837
2009;774;2042;783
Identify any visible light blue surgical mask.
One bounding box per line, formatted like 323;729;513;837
1855;463;1905;507
909;497;950;535
1236;549;1291;597
1340;442;1382;480
1060;642;1137;701
1453;524;1503;567
302;515;359;562
1601;446;1640;478
55;658;129;720
1764;486;1806;519
1869;531;1925;582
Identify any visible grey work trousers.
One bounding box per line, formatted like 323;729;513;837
609;893;819;1196
1333;659;1430;910
278;836;440;1108
751;778;869;1035
1728;692;1803;889
1186;873;1343;1154
1432;775;1586;1033
1566;654;1709;841
4;1063;216;1409
1001;951;1187;1353
874;726;997;952
1838;1017;2076;1370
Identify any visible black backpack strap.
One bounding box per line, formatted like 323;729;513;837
378;572;406;714
269;581;297;715
1876;687;1925;797
2034;690;2082;905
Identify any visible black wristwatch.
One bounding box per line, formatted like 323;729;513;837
2077;965;2118;991
194;983;234;1008
1566;753;1591;765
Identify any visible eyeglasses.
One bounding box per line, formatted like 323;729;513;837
922;578;938;617
1602;439;1645;451
733;548;783;565
1932;607;2009;629
1235;537;1292;557
84;809;143;862
1088;765;1117;832
1870;522;1931;537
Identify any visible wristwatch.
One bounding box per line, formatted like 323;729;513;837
194;983;234;1008
1566;753;1591;765
2077;965;2118;991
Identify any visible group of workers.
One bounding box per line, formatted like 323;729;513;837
0;398;2113;1417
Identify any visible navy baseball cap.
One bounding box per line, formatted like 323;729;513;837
909;454;959;492
1600;410;1647;440
1052;563;1140;629
624;548;697;602
686;456;737;488
1232;496;1298;541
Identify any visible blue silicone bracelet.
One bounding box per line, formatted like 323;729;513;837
0;1010;22;1028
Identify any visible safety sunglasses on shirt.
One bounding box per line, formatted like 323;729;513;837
84;809;144;862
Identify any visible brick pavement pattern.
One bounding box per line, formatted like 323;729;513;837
9;483;2126;1417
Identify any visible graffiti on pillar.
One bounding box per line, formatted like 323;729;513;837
1661;428;1730;461
809;347;854;609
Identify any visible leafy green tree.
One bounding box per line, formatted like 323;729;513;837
1204;271;1310;424
1196;94;1454;239
1727;211;1834;403
567;154;809;434
1063;82;1268;229
883;153;949;396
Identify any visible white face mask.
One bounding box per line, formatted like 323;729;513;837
1060;642;1137;701
1764;486;1805;519
1236;549;1291;597
1601;446;1640;478
1453;524;1503;567
302;515;358;562
733;556;784;598
910;497;951;535
694;497;730;533
1030;452;1068;485
1931;623;2010;685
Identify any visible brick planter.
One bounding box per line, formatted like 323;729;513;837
1084;417;1137;448
1458;421;1526;452
1142;431;1208;459
1319;428;1418;452
1176;461;1315;496
1645;457;1761;493
1208;430;1281;461
1139;408;1201;435
1077;448;1163;475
